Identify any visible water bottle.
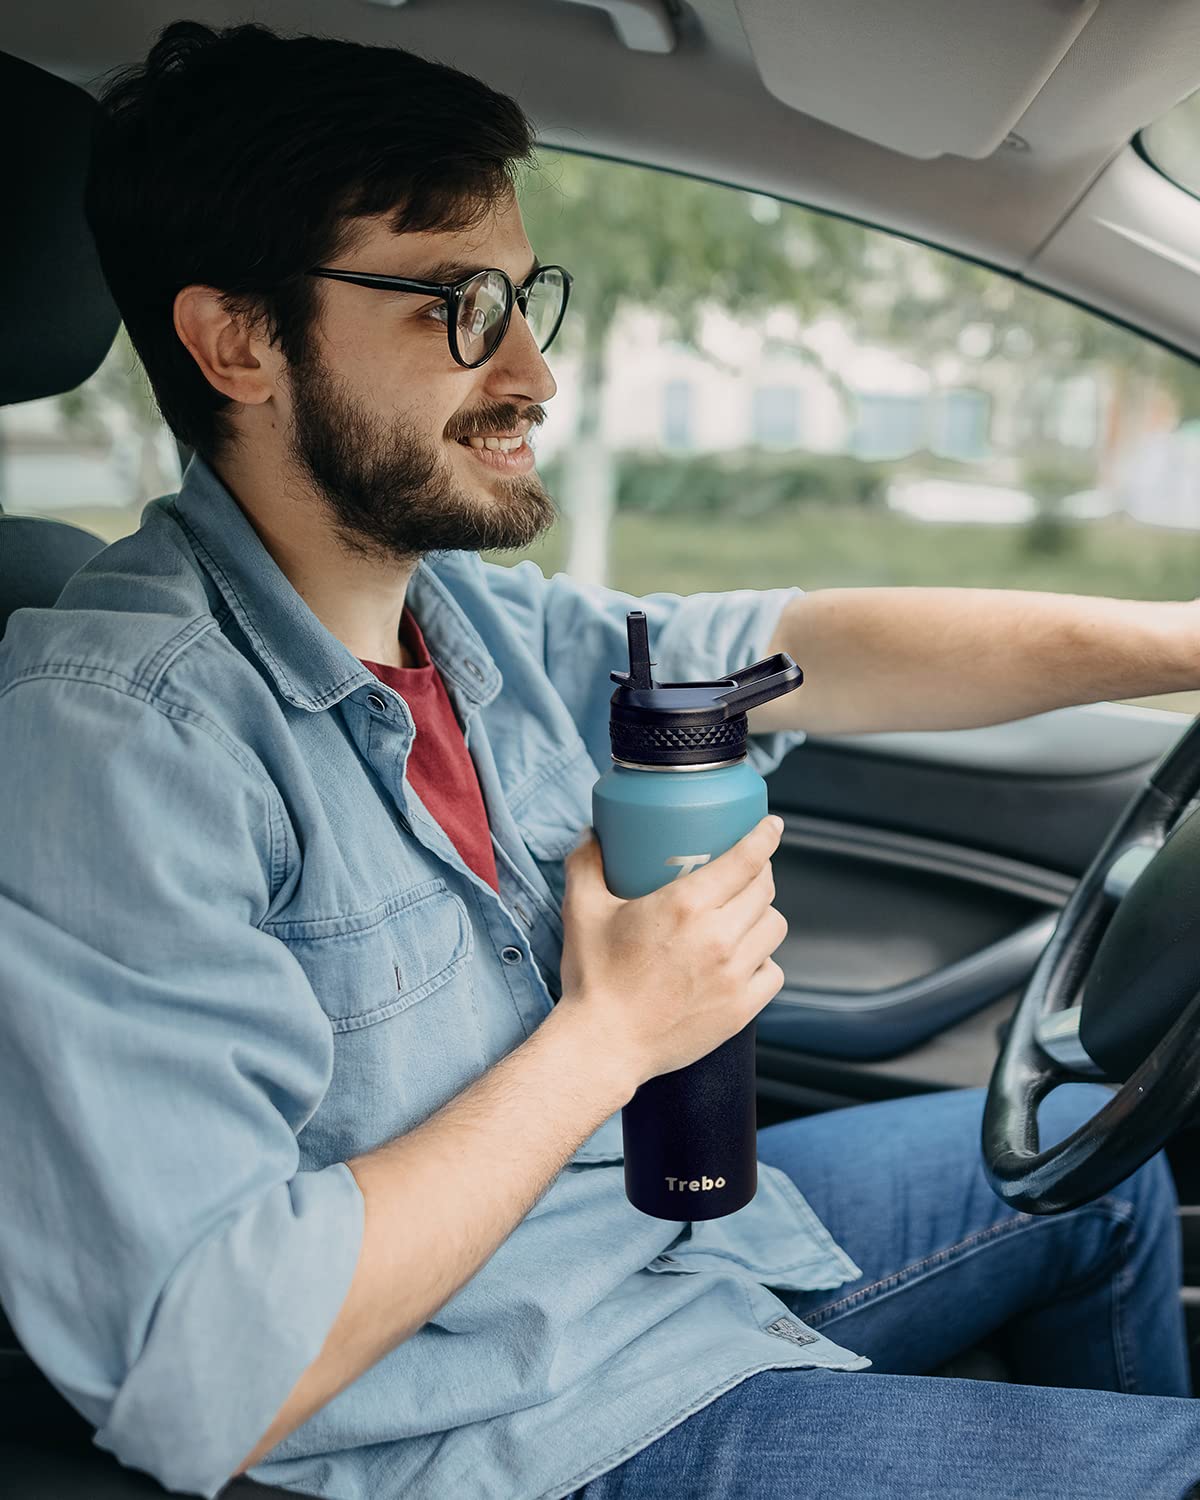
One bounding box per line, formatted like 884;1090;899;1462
592;610;804;1221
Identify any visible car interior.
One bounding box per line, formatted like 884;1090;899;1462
6;2;1200;1495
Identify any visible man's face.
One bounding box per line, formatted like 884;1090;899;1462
282;194;561;564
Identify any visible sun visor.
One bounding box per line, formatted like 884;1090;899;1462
733;0;1098;159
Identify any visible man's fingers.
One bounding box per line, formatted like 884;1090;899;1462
740;902;790;974
677;815;784;906
564;818;783;909
719;857;776;940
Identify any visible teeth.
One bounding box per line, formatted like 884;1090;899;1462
463;435;524;452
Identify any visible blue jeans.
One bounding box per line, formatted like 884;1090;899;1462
570;1084;1200;1499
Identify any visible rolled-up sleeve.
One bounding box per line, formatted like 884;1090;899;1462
480;558;808;776
0;674;364;1497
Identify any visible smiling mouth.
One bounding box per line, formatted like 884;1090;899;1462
457;435;528;452
451;433;536;472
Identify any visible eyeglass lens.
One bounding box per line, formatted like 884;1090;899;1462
456;267;565;365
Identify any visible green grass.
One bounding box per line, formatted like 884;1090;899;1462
54;500;1200;600
486;505;1200;601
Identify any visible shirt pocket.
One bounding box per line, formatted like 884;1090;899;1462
508;741;596;910
266;879;485;1152
265;878;473;1030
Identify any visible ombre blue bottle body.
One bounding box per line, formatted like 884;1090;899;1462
593;755;768;1221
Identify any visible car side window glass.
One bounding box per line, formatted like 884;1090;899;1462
498;150;1200;717
0;324;181;546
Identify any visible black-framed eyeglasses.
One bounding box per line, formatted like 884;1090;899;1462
304;262;573;370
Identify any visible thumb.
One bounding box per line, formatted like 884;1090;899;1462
563;827;616;896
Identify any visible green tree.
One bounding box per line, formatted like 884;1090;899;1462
846;236;1200;485
516;151;869;584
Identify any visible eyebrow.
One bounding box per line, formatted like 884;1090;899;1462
412;255;542;286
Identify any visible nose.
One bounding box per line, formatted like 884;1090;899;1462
484;300;558;406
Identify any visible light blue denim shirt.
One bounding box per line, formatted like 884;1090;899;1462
0;453;866;1500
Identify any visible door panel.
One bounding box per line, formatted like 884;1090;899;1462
760;815;1070;1060
765;703;1186;876
755;701;1190;1111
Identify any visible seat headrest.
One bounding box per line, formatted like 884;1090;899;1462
0;50;121;406
0;516;107;638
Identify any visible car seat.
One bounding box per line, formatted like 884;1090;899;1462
0;44;302;1500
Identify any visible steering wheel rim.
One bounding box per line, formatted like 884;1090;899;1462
983;712;1200;1214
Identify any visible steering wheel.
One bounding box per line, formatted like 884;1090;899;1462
983;713;1200;1214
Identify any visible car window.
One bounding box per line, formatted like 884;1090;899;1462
1;324;182;545
510;151;1200;717
6;150;1200;717
1140;88;1200;203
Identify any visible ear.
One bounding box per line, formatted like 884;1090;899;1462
173;284;281;407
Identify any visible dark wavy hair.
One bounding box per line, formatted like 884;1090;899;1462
83;19;539;464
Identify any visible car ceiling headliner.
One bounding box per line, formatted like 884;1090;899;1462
6;0;1200;358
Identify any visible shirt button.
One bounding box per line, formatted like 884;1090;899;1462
366;693;387;712
464;658;485;683
500;946;523;965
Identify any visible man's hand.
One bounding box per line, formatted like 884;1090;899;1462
557;815;788;1089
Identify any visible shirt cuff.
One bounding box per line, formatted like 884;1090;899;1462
93;1160;365;1498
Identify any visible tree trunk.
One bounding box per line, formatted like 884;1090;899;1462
562;320;614;587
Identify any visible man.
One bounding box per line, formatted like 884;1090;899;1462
0;18;1198;1500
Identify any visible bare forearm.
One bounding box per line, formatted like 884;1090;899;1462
235;1001;632;1474
749;587;1196;736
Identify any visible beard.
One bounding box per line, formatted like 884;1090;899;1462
282;338;559;566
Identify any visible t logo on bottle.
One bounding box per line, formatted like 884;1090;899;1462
664;853;711;878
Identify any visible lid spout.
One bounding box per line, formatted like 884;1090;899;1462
609;609;656;690
714;653;803;716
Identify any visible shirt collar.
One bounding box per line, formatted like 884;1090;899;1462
169;451;502;715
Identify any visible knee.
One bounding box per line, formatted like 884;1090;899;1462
1119;1141;1180;1231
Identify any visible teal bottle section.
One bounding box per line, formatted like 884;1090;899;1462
593;759;767;899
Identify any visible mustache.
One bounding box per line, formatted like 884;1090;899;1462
450;406;545;441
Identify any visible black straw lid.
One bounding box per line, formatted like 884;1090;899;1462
608;610;803;767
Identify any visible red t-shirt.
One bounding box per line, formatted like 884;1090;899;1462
360;605;500;893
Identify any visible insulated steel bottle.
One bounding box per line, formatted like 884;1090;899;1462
592;610;804;1220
